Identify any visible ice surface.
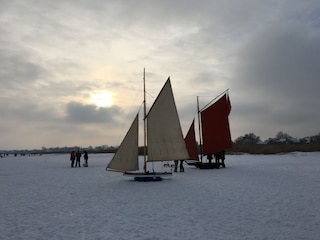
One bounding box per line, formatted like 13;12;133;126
1;152;320;240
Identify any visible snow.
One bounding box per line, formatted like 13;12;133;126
1;152;320;240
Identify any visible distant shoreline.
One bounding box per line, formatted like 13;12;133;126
2;143;320;156
228;143;320;154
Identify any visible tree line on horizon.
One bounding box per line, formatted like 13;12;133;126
2;131;320;155
235;131;320;144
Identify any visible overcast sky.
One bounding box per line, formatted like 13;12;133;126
1;0;320;150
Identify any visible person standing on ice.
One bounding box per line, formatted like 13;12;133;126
207;154;213;164
83;151;88;167
75;150;82;167
70;151;76;168
214;150;226;168
174;160;184;172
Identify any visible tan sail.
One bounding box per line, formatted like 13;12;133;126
106;72;186;180
106;114;139;172
147;78;189;162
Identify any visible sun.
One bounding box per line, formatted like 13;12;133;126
90;90;113;108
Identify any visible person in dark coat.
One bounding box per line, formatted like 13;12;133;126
214;150;226;168
75;150;81;167
174;160;184;172
207;154;213;164
83;151;88;167
70;151;76;168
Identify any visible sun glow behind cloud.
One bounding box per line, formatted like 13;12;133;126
89;90;113;108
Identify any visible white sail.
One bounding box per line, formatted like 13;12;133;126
147;78;189;162
106;114;139;172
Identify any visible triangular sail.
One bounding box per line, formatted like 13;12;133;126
184;119;199;161
147;78;189;162
106;114;139;172
200;93;232;154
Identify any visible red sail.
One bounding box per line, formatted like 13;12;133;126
200;93;232;154
184;119;199;161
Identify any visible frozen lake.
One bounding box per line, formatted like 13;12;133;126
1;152;320;240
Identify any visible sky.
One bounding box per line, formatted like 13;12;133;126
1;0;320;150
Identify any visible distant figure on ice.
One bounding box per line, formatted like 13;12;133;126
83;151;88;167
214;150;226;168
207;154;213;164
174;160;184;172
70;151;76;168
75;150;82;167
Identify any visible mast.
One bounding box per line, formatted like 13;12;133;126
197;96;203;162
143;68;147;173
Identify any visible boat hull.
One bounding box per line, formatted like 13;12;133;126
123;171;172;182
186;160;198;166
195;162;221;169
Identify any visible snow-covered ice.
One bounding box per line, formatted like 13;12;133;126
1;152;320;240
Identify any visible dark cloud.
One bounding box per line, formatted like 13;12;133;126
230;22;320;139
237;24;320;96
2;102;56;123
0;48;48;88
65;102;121;124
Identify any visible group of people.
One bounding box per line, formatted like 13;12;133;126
70;150;88;168
174;150;226;172
69;149;225;169
207;150;226;168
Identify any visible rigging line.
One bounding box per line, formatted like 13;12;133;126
113;103;143;169
115;98;143;147
145;90;155;99
198;88;229;112
137;101;144;113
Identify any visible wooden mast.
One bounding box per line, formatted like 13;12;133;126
143;68;147;173
197;96;203;162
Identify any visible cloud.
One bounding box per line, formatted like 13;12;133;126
65;102;122;124
0;47;48;88
236;24;320;95
230;22;320;138
1;0;320;149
